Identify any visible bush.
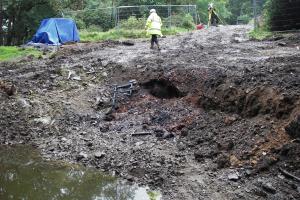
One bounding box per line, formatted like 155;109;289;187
66;9;115;31
263;0;280;30
182;14;195;29
249;29;272;40
237;15;251;24
120;16;146;29
75;19;86;29
169;13;195;30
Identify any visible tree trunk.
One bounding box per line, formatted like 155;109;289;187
0;0;4;45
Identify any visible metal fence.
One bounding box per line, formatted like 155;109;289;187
63;8;116;31
63;5;197;30
252;0;265;29
115;5;197;28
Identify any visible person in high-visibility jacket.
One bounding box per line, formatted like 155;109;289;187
145;9;162;50
208;3;219;27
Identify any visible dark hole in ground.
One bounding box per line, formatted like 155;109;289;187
142;79;184;99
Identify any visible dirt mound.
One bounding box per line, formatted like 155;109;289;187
199;85;299;119
1;26;300;200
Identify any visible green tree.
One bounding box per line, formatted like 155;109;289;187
1;0;58;45
0;0;89;45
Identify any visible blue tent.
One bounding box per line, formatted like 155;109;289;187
30;18;80;45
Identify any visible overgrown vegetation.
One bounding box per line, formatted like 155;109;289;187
0;46;42;61
249;29;272;40
79;14;192;42
80;27;188;42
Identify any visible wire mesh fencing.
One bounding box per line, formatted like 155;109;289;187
116;5;197;29
63;5;197;31
63;8;116;31
252;0;265;29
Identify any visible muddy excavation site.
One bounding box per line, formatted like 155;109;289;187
0;25;300;199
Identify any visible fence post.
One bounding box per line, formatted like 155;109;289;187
168;5;172;28
194;5;197;25
116;7;120;29
253;0;258;29
114;7;117;28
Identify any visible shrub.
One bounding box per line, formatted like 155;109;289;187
120;16;146;29
75;19;86;29
169;13;195;29
237;15;251;24
182;14;196;29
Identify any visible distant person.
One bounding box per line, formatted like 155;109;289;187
208;3;219;26
145;9;162;50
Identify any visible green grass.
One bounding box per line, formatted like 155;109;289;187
0;46;42;61
249;28;273;41
80;27;189;42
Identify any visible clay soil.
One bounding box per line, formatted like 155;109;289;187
0;25;300;200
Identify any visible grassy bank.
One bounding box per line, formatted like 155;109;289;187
80;27;189;42
0;28;190;61
0;46;42;61
249;28;273;40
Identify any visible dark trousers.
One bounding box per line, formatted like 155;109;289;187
211;13;219;26
151;34;158;46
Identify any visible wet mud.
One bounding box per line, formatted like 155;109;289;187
0;25;300;199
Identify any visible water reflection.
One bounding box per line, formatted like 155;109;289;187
0;145;160;200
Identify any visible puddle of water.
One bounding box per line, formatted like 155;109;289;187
0;145;161;200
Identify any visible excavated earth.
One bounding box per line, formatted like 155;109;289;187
0;25;300;199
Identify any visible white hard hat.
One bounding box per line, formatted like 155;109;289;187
150;9;156;13
209;3;214;8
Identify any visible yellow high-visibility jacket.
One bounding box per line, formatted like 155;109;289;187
145;13;162;36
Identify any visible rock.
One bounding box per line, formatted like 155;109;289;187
228;172;239;181
277;42;286;46
125;174;134;182
17;98;31;108
177;142;186;151
94;151;105;159
224;116;237;125
100;125;109;132
71;76;81;81
245;169;252;176
33;116;52;125
102;72;108;77
77;152;88;160
163;132;175;139
262;182;276;194
95;96;110;109
253;187;268;198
